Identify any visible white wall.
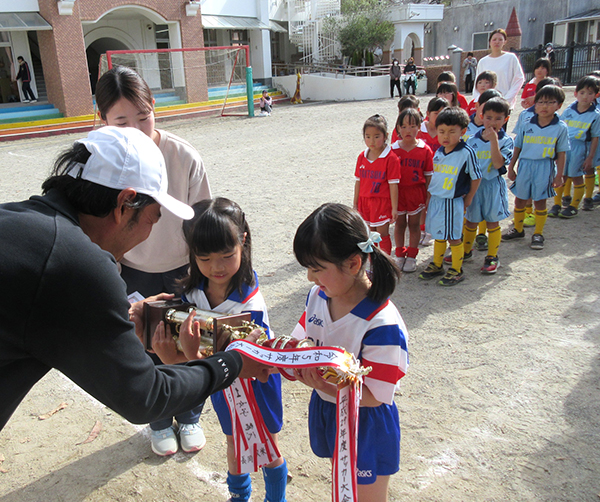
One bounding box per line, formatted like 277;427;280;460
200;0;257;18
0;0;38;12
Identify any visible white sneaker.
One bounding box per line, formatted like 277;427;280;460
150;426;178;456
22;99;29;103
419;232;433;246
394;256;406;268
178;423;206;452
403;257;417;272
31;99;37;103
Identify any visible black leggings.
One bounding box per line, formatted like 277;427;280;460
390;79;402;98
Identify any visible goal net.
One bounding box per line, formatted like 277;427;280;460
97;46;253;117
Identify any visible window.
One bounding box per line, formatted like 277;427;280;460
230;30;248;47
203;29;217;48
472;32;490;51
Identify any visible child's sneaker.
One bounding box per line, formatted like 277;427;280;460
502;228;525;241
394;256;406;269
178;423;206;453
522;213;536;227
418;262;444;280
443;250;472;264
530;233;545;250
582;198;594;211
419;231;433;246
438;268;464;286
151;426;178;456
559;206;578;218
402;257;417;272
561;195;572;207
474;233;488;250
548;204;561;218
592;192;600;204
481;255;499;274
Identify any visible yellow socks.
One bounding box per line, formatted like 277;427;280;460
585;175;596;199
553;184;564;206
433;239;446;267
514;208;526;232
463;226;477;255
450;243;464;272
563;177;572;197
534;209;548;235
487;227;501;257
477;221;486;235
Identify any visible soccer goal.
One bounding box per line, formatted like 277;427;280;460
98;46;255;117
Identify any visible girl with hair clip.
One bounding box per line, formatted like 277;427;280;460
291;203;408;502
95;66;211;456
353;114;400;255
153;197;287;502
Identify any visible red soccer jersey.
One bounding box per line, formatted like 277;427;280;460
466;99;477;117
390;140;434;187
417;122;441;154
355;146;400;198
458;92;469;110
521;80;537;100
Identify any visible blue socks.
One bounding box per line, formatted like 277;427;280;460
227;472;251;501
262;459;288;502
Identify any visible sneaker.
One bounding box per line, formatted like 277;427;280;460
151;426;178;456
502;228;525;241
178;423;206;453
522;213;536;227
559;206;578;219
443;249;473;264
31;99;37;103
474;234;488;251
561;195;572;207
439;268;464;286
418;262;444;280
402;257;417;272
419;231;433;246
22;99;29;103
592;192;600;204
530;233;545;250
481;255;499;274
548;204;561;218
394;256;406;269
582;198;594;211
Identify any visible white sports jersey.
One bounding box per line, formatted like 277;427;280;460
290;286;408;405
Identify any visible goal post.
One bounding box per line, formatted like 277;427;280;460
98;46;255;117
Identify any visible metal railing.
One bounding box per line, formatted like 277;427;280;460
272;62;424;78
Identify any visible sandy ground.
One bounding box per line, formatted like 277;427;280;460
1;89;599;502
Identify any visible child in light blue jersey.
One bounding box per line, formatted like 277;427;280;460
551;76;600;216
502;85;570;250
463;97;513;274
419;107;482;286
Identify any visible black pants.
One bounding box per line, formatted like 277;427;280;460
404;76;417;95
390;79;402;98
465;74;474;94
21;81;36;101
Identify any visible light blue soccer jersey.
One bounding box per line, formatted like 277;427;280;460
560;102;600;143
515;114;570;160
463;115;483;141
429;141;482;198
467;130;514;181
512;105;535;137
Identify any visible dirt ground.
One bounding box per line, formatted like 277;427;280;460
1;89;599;502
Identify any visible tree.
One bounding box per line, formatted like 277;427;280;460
323;0;395;63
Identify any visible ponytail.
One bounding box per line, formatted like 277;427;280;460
366;246;401;303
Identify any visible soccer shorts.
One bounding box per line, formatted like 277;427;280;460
425;195;464;241
563;140;587;178
357;196;392;226
509;158;556;201
465;176;511;223
397;184;427;215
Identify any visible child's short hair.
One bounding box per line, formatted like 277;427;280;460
427;96;449;114
587;70;600;80
436;82;458;107
488;28;507;41
363;114;388;137
437;71;456;84
482;97;510;117
575;75;600;94
396;108;422;130
478;89;503;105
533;57;552;75
475;71;497;87
436;107;469;129
398;94;420;113
536;77;561;93
535;85;565;105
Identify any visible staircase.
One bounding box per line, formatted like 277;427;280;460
31;56;47;102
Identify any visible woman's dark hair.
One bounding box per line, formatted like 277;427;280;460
181;198;253;296
533;57;552;75
478;88;503;105
427;96;449;114
293;203;400;303
41;143;154;218
95;66;154;119
534;84;565;105
435;107;470;129
467;52;474;57
436;82;459;107
363;114;388;138
396;107;422;132
489;28;507;42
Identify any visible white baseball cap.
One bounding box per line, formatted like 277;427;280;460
71;126;194;220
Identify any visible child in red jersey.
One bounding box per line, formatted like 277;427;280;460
521;58;551;109
466;71;498;116
391;108;434;272
353;114;400;255
391;94;421;144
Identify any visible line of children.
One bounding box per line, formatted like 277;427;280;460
391;108;434;272
353;114;400;255
419;107;482;286
502;85;570;250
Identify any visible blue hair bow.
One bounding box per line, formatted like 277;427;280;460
357;231;382;253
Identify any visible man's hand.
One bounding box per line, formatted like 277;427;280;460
237;354;273;382
128;293;174;345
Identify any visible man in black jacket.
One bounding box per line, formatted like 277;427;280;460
15;56;36;103
0;126;269;432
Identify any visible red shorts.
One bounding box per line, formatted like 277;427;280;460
357;197;392;226
397;184;426;215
